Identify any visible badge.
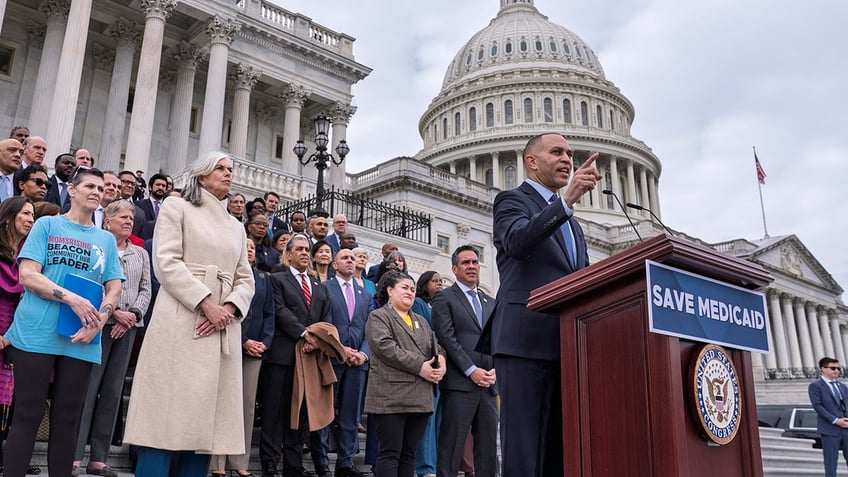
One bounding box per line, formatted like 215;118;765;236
689;344;742;445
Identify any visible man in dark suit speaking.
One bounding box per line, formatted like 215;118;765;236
433;245;497;477
810;356;848;477
489;133;601;476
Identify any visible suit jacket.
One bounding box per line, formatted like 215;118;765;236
323;277;374;369
136;198;159;222
44;175;71;211
433;284;496;393
809;378;848;436
266;269;332;366
363;305;444;415
254;243;280;273
268;215;289;236
242;268;275;352
484;180;589;362
325;234;340;254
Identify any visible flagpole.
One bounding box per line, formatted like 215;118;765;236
754;146;769;238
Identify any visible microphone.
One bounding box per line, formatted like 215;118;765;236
602;190;643;242
626;202;674;236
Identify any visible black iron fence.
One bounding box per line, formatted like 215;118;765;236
276;186;432;244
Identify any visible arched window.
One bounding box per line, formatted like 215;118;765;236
549;40;557;52
519;39;528;52
586;50;593;62
454;112;461;135
504;100;514;124
466;52;473;66
576;45;583;58
477;47;485;61
505;166;517;189
563;41;571;54
523;98;533;122
543;98;553;122
486;102;494;127
609;110;615;131
491;43;498;57
534;38;543;52
563;98;572;123
505;41;513;54
596;105;603;128
580;101;588;126
469;106;477;131
485;168;493;186
443;117;448;139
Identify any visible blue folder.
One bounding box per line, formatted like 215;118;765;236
56;274;104;344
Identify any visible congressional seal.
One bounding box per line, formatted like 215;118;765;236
689;344;742;445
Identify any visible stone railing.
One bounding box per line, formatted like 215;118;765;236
230;155;304;200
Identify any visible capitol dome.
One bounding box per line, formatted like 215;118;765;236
417;0;663;228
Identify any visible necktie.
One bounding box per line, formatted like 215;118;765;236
300;273;311;307
344;282;355;321
467;289;483;327
0;175;8;201
550;195;576;268
59;181;68;205
154;200;160;218
832;381;843;400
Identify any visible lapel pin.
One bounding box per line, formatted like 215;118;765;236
414;321;420;329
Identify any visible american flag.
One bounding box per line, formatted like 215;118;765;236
754;151;766;185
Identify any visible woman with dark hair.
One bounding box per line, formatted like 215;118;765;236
3;168;124;477
311;240;334;282
124;152;254;477
365;271;446;477
0;197;34;472
271;229;292;258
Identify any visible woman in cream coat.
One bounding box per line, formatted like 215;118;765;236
124;152;255;477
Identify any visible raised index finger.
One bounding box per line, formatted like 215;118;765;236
579;152;600;169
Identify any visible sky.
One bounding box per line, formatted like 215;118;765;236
273;0;848;298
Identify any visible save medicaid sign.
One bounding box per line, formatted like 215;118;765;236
646;260;770;354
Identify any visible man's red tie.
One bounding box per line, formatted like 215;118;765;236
300;273;311;307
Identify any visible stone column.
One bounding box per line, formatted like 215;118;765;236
780;295;803;376
767;290;790;374
807;303;825;364
229;63;261;160
491;151;500;189
609;156;620;206
648;171;661;218
15;22;46;127
80;44;115;155
625;160;637;204
762;304;778;372
468;156;477;182
639;165;650;215
198;15;240;155
29;0;69;138
98;19;141;171
326;102;356;192
515;150;525;183
820;305;836;359
165;43;205;175
279;84;310;175
449;161;456;175
829;310;846;365
45;0;93;153
123;0;178;174
793;298;815;374
0;0;6;36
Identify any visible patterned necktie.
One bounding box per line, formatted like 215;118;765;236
467;289;483;327
550;195;576;268
344;282;355;321
154;200;160;218
300;273;311;307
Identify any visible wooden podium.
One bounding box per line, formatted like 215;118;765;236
528;234;772;476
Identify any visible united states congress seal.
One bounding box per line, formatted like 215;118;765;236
689;344;742;445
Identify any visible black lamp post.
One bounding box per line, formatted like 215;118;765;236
293;114;350;210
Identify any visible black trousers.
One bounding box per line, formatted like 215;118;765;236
259;362;319;472
373;412;429;477
4;348;92;477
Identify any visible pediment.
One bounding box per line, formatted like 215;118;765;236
745;235;842;293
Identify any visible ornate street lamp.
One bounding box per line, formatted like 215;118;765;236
293;114;349;210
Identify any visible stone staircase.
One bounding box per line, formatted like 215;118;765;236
760;427;848;476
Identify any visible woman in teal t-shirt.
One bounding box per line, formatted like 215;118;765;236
3;167;123;477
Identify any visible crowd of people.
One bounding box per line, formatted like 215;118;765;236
0;127;604;477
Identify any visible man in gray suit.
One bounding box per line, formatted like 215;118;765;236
433;245;498;477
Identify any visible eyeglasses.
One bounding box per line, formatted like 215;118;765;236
69;166;91;183
825;366;841;370
28;178;52;189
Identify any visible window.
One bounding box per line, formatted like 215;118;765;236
485;168;493;186
550;40;557;52
225;119;232;145
477;47;484;61
505;41;513;54
563;42;571;54
443;118;448;139
580;101;588;126
504;100;513;124
609;110;615;131
189;106;199;133
274;134;284;159
596;105;603;128
127;88;135;113
471;245;485;263
454;112;461;136
586;50;593;62
543;98;553;122
466;52;473;66
437;235;450;254
0;45;14;76
576;46;583;58
505;166;517;189
469;107;477;131
534;39;543;52
486;103;494;127
519;39;528;52
563;99;572;123
491;43;498;57
523;98;533;123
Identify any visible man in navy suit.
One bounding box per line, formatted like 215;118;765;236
488;133;601;476
261;235;332;477
810;356;848;477
43;153;75;209
433;245;498;477
314;248;372;477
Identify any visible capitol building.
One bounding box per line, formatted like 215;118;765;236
0;0;844;403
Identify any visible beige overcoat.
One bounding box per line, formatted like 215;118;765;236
123;189;255;454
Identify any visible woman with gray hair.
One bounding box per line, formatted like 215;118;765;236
73;199;151;476
124;152;255;477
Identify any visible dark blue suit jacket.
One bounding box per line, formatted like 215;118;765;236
325;234;340;254
810;378;848;436
487;180;589;362
323;277;373;369
44;175;71;212
244;268;275;353
266;269;331;366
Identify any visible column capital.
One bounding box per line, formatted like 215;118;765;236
231;63;262;91
206;15;241;46
140;0;179;21
173;42;206;71
110;18;142;48
491;151;500;159
40;0;70;21
91;44;115;71
324;102;357;125
780;293;794;305
26;21;46;48
255;101;278;123
279;84;311;108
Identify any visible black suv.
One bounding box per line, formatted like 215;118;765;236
757;404;821;448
